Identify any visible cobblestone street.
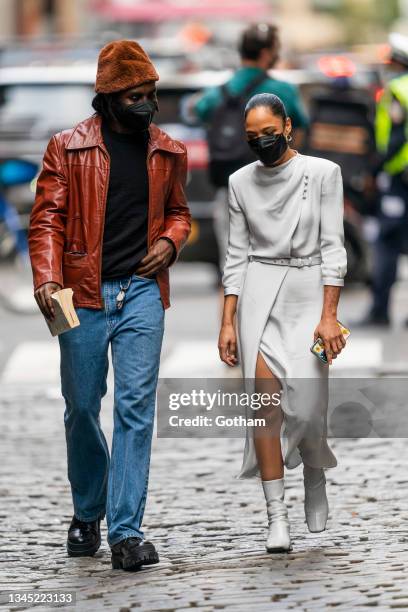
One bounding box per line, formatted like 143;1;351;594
2;264;408;610
2;380;408;611
3;0;408;607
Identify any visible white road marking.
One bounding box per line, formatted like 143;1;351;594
0;341;113;386
2;287;38;314
159;340;228;378
0;338;228;386
1;341;60;384
331;338;383;371
0;337;385;387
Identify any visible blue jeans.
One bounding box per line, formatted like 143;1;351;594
58;273;165;546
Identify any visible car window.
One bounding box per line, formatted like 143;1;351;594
0;84;95;125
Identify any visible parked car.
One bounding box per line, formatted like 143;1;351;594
0;62;314;271
0;63;223;267
0;55;382;280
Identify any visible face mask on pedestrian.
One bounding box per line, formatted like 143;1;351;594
247;132;288;166
112;98;158;132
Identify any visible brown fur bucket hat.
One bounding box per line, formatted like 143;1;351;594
95;40;159;94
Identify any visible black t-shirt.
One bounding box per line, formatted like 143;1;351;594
101;119;149;280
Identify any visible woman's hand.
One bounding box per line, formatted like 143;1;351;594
313;318;346;365
218;323;238;366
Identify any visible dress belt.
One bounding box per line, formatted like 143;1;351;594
248;254;322;267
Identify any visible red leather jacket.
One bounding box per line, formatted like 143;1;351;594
28;114;191;310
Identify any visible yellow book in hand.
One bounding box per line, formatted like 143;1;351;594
45;288;80;337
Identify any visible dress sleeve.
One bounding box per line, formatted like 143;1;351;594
320;164;347;286
222;178;250;296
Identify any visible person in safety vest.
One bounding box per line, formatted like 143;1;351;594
358;33;408;326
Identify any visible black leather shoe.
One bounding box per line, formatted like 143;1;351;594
67;515;101;557
111;537;159;571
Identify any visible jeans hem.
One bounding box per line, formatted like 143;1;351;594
74;510;106;522
108;530;144;547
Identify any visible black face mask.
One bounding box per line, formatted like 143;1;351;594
112;99;158;132
248;132;288;166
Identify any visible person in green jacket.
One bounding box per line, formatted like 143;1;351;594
193;24;309;137
185;23;309;278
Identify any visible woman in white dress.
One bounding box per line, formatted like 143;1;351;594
218;93;347;552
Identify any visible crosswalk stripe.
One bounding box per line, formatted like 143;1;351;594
0;341;114;385
0;339;226;385
159;340;228;378
1;341;60;384
0;337;383;386
331;338;382;371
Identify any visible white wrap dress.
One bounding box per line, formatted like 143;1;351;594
221;152;347;479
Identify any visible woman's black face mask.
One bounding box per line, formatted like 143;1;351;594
112;98;158;132
247;132;288;166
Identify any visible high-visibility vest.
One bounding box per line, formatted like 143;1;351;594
375;73;408;175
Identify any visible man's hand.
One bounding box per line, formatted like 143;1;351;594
135;239;175;277
34;282;63;320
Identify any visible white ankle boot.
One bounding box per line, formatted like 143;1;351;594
303;465;329;533
262;478;291;552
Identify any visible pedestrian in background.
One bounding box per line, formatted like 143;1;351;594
28;40;191;571
358;33;408;327
186;22;309;277
218;93;347;552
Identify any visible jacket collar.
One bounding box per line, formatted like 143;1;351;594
65;114;185;155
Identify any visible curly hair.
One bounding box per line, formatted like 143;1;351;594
91;92;118;121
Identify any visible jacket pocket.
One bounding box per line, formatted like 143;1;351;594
62;251;89;290
63;251;88;268
64;217;87;254
63;235;87;263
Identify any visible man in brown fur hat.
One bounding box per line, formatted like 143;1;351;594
28;40;191;571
